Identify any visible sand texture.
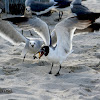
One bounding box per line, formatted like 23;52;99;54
0;0;100;100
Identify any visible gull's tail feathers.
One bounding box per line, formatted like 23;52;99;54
77;13;100;21
75;22;100;34
0;20;27;45
2;17;28;24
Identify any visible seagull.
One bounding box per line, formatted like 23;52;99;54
70;0;88;16
35;13;100;76
0;19;44;61
25;0;57;16
53;0;87;21
1;6;57;61
70;0;100;33
0;18;57;62
70;0;100;21
0;6;50;61
53;0;71;21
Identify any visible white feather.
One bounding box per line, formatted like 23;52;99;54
0;20;26;45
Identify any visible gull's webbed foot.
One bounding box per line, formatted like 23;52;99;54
48;71;52;74
55;72;60;76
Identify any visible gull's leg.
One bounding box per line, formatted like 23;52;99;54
49;63;53;74
23;54;26;62
56;11;61;21
55;11;63;21
59;11;61;20
22;30;23;35
59;11;63;20
29;30;33;36
60;11;63;19
55;65;61;76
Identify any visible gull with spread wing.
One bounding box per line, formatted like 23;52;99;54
35;14;100;76
0;7;53;61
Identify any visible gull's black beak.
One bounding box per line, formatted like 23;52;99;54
31;45;34;47
35;50;44;59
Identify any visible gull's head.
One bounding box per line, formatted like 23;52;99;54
24;6;32;17
36;46;49;59
29;41;36;48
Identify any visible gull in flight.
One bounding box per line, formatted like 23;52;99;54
35;12;100;76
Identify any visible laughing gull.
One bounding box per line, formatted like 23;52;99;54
70;0;100;21
25;0;57;16
54;0;71;21
70;0;100;33
53;0;87;21
35;14;100;76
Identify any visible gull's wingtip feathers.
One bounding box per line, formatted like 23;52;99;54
75;22;100;34
0;20;27;45
2;17;29;24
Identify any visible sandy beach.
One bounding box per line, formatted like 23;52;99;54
0;0;100;100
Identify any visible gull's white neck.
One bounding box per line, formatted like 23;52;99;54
24;12;32;18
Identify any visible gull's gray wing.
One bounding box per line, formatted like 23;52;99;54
3;17;50;46
75;23;100;34
26;1;54;11
0;19;27;45
54;16;92;55
71;4;91;15
3;17;29;24
25;0;55;11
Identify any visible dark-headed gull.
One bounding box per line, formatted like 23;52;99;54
70;0;100;21
35;15;100;76
54;0;71;21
